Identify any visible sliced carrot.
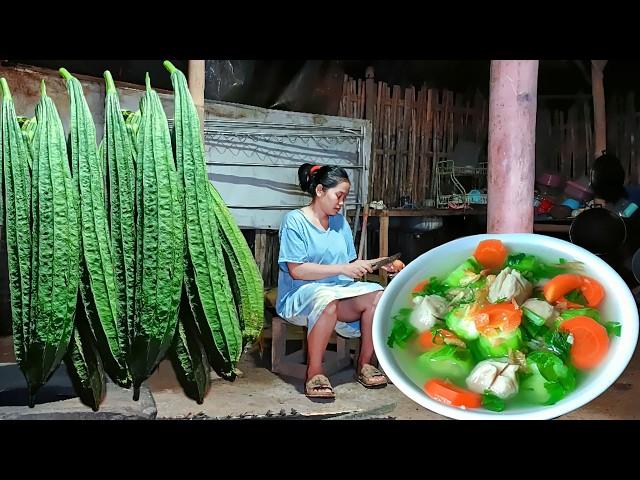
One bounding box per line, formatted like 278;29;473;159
544;274;605;308
473;239;509;269
543;274;583;303
580;276;605;308
417;329;458;350
424;379;482;408
412;279;429;294
560;315;609;370
475;302;522;334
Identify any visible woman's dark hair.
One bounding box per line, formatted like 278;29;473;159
298;163;350;197
590;153;627;203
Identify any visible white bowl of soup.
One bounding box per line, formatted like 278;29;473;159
372;233;639;420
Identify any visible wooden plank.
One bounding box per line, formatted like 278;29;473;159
584;98;594;173
607;93;618;158
338;74;347;116
446;90;455;153
626;92;636;180
351;78;357;119
389;85;399;206
374;81;384;202
573;101;587;179
535;106;552;174
407;87;418;204
430;89;439;198
425;88;434;201
255;230;268;283
474;90;484;144
270;316;290;375
417;87;427;204
188;60;206;136
347;206;487;217
359;78;366;118
382;84;391;206
568;104;578;179
414;87;423;204
358;204;369;260
560;111;571;179
400;87;412;201
365;68;376;202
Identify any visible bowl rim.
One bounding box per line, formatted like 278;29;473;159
372;233;639;420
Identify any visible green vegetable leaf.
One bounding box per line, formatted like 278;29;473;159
543;330;572;362
482;391;506;412
560;307;601;323
604;322;622;337
414;277;449;297
543;381;566;405
522;307;546;327
565;289;588;305
506;253;571;282
387;308;416;348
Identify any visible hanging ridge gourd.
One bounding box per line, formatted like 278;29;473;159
28;79;81;406
103;70;136;360
1;77;32;380
208;182;264;346
60;68;131;388
169;286;211;404
17;115;37;170
123;109;141;157
130;72;183;400
163;60;242;379
64;296;107;412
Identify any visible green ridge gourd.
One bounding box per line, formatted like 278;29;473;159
130;73;183;400
60;68;130;387
163;60;242;378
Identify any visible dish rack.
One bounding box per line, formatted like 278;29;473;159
433;159;488;208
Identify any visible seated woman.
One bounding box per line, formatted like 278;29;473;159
589;152;640;209
276;163;404;399
588;152;640;286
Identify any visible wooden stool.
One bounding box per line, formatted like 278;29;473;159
270;316;355;379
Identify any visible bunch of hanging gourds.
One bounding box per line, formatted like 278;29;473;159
0;61;263;410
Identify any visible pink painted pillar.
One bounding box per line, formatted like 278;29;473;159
487;60;539;233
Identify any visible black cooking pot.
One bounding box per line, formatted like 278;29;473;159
569;206;627;256
632;248;640;284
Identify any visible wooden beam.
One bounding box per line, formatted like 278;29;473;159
188;60;206;136
591;60;608;156
487;60;539;234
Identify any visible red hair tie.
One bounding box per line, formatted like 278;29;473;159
310;165;322;174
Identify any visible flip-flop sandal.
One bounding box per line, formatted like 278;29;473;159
357;364;388;389
305;374;336;399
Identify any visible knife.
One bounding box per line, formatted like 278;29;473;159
369;252;402;271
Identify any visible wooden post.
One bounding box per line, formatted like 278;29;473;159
591;60;608;157
487;60;539;234
188;60;206;136
379;212;389;286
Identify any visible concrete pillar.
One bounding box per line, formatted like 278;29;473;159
487;60;539;234
187;60;206;136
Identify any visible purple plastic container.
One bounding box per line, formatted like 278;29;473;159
536;173;562;188
564;180;594;202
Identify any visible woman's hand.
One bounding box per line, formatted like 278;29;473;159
342;260;374;279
